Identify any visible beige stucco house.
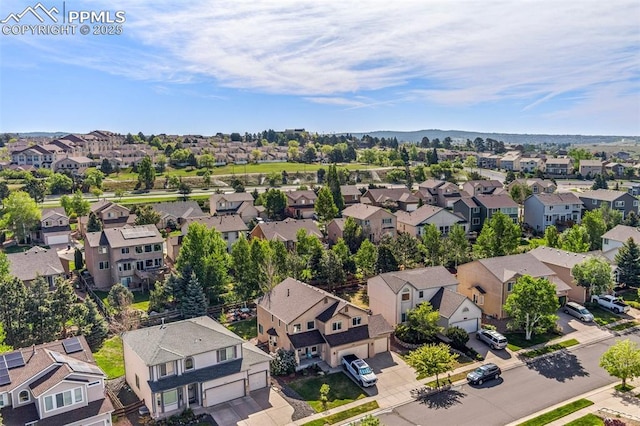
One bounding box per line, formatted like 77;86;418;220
341;204;396;243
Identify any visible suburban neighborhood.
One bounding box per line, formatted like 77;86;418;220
0;129;639;426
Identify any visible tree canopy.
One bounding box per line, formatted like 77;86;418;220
0;191;41;244
405;343;458;388
504;275;559;340
600;339;640;388
473;211;520;258
571;257;614;297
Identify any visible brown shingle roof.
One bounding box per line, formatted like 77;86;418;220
528;192;582;206
474;194;518;209
368;266;458;294
254;218;321;242
184;215;248;233
342;204;388;220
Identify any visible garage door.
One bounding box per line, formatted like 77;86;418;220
46;234;69;245
248;371;267;391
451;318;479;333
337;344;369;363
204;380;245;407
373;338;388;354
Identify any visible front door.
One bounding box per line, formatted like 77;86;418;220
188;384;197;405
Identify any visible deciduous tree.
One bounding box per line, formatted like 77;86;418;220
0;191;41;244
473;211;521;258
544;225;560;248
572;257;614;297
134;204;161;226
560;225;590;253
315;186;338;222
600;339;640;388
422;224;443;266
354;239;378;278
405;343;458;388
444;224;470;268
582;210;607;250
504;275;559;340
343;217;364;254
137;156;156;190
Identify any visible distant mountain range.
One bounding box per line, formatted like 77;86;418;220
6;132;70;138
347;129;639;145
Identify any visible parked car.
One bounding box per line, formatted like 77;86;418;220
563;302;594;322
591;295;630;314
476;329;508;350
467;363;502;385
342;354;377;387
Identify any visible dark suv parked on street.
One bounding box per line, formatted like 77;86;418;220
467;363;501;385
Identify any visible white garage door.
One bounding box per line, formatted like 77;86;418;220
46;234;69;245
248;371;267;391
373;338;388;354
205;380;245;407
337;344;369;363
451;318;479;333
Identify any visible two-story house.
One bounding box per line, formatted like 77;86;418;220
84;224;165;289
601;225;640;260
545;157;573;175
340;204;396;243
473;194;519;224
523;192;584;232
395;205;467;238
6;246;65;287
0;336;114;426
367;266;481;332
457;253;572;319
361;188;420;212
122;316;271;419
498;151;521;171
152;201;206;229
417;180;463;208
461;180;504;197
250;218;322;251
33;207;72;246
181;215;248;252
257;278;393;368
519;157;545;173
53;157;95;175
506;178;557;195
578;160;605;178
210;192;258;224
578;189;639;219
340;185;362;205
79;200;135;235
285;190;317;219
452;197;483;234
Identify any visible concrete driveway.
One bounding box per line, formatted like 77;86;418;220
208;387;294;426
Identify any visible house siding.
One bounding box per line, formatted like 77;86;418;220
457;262;507;319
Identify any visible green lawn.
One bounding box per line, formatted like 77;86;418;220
521;339;579;358
225;319;257;340
93;336;125;379
614;383;635;392
94;290;150;312
609;321;638;331
289;372;367;413
302;401;379;426
517;399;594;426
505;332;560;352
564;414;604;426
425;368;475;388
590;307;622;326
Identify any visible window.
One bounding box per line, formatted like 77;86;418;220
401;289;410;301
307;320;315;330
565;205;570;210
43;388;82;412
185;357;194;370
634;200;639;207
332;321;342;331
217;346;237;362
19;390;30;403
382;218;392;225
0;393;7;408
99;246;108;254
136;261;145;270
462;307;469;313
144;245;152;252
45;221;51;227
146;259;154;267
615;201;625;207
352;317;362;326
592;199;598;205
88;380;100;387
472;294;484;305
363;220;370;226
135;246;143;254
507;282;515;292
121;247;130;254
154;244;162;252
163;389;178;405
99;261;109;270
603;238;609;245
472;218;480;225
119;262;132;272
401;313;407;322
159;362;175;377
418;290;424;298
293;324;301;333
259;324;263;334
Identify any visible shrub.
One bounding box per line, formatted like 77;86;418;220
445;326;469;350
394;324;422;344
482;324;497;331
605;419;626;426
270;348;297;376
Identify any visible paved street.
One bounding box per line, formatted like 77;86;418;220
377;333;640;426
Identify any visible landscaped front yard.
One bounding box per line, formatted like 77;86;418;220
288;372;367;412
589;306;622;326
505;332;561;352
93;335;125;379
225;318;257;340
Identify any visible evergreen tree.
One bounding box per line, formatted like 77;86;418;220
107;284;134;314
71;190;90;217
343;217;364;254
376;244;398;273
134;204;161;226
327;164;345;212
624;211;640;227
80;297;108;351
231;235;256;301
615;238;640;288
52;278;77;337
318;251;346;290
315;186;338;222
422;224;443;266
74;248;84;270
0;276;29;347
87;211;102;232
137;155;156;190
181;274;208;319
100;158;114;175
26;277;58;345
393;233;421;269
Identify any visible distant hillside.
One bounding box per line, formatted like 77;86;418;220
5;131;70;138
347;129;639;145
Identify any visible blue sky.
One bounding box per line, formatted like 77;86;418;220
1;0;639;136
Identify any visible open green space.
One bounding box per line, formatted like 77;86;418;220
517;399;594;426
564;414;604;426
505;332;560;352
93;336;125;379
288;372;367;413
93;290;150;312
521;339;579;358
301;401;380;426
225;318;257;340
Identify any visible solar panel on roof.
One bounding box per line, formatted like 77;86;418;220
0;357;10;386
62;337;83;354
4;351;25;369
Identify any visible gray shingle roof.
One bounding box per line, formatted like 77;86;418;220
184;215;248;233
122;316;244;365
395;204;463;226
101;225;163;249
578;189;633;202
476;253;556;282
527;192;582;206
474;194;518;209
529;246;601;268
211;192;254;204
152;201;205;220
340;185;361;197
7;246;64;282
429;288;468;319
342;204;388;220
602;225;640;244
368;266;458;294
254;218;321;242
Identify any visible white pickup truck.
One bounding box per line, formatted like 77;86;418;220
591;295;630;314
341;355;377;387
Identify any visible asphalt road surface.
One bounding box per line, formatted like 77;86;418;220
377;332;639;426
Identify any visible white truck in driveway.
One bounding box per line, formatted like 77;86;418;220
591;295;630;314
341;354;377;387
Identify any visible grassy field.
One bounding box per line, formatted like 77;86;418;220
517;399;594;426
289;372;367;413
93;336;125;379
225;319;257;340
505;332;561;352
